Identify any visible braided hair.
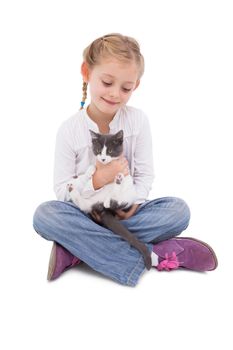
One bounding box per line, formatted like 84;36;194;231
80;81;88;110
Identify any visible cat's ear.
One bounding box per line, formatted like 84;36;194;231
114;130;124;141
89;129;99;140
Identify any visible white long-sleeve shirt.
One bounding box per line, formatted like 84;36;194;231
53;105;155;205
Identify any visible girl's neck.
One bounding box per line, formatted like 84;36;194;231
86;103;118;125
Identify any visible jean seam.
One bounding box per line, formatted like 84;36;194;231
126;255;145;286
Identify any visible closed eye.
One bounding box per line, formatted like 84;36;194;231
102;81;131;93
102;81;112;86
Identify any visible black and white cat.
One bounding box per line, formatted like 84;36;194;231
67;130;152;270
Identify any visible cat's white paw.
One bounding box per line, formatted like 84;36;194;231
115;173;124;185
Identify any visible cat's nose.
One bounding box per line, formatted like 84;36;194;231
101;159;106;162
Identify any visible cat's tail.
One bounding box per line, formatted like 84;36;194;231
100;210;152;270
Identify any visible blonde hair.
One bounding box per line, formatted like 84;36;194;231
80;33;145;109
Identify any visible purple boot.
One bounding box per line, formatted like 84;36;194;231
153;237;218;272
47;242;82;281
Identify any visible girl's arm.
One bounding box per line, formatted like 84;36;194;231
53;123;103;201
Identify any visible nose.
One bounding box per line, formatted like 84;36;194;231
101;158;106;162
109;87;120;99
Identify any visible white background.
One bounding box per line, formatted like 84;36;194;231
1;0;232;349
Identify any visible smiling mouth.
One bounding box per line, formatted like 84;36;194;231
102;97;119;105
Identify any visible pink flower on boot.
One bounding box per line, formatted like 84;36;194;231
156;252;180;271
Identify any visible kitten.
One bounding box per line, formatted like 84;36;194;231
67;129;152;270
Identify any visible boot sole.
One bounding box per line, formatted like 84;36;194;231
173;236;218;270
47;242;57;280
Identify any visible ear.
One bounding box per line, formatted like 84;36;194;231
114;130;124;141
133;80;140;91
89;129;99;140
81;62;89;82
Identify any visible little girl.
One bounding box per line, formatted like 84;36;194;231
33;33;218;287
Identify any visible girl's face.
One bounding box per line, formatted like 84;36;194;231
84;58;140;118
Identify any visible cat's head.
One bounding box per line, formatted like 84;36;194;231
89;129;124;164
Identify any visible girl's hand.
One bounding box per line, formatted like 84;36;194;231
95;155;129;185
115;204;140;220
108;156;130;177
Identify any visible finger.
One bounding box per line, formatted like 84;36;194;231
115;213;121;219
116;215;124;220
120;156;127;163
94;211;101;222
91;212;97;220
92;211;98;221
116;209;124;217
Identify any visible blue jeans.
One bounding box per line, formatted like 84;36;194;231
33;197;190;286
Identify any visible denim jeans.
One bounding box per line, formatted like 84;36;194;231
33;197;190;286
